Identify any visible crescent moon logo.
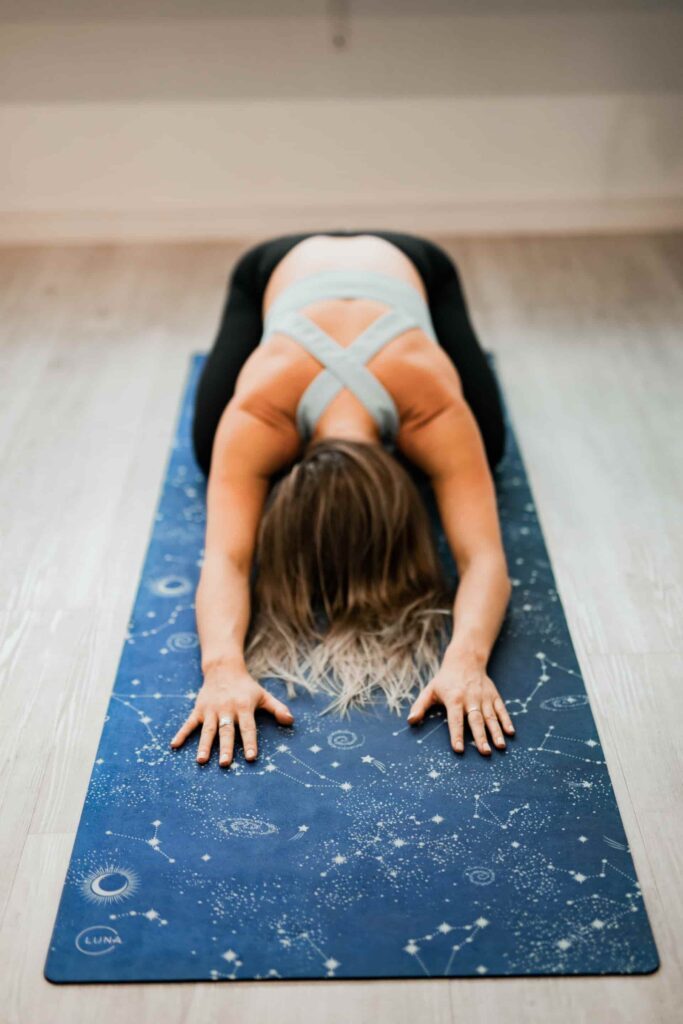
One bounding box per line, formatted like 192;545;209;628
79;864;141;905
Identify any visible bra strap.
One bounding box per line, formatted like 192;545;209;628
262;269;438;343
269;308;417;441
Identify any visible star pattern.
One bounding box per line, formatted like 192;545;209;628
44;354;659;983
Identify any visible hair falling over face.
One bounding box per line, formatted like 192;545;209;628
243;438;454;716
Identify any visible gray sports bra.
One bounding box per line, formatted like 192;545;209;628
260;269;438;445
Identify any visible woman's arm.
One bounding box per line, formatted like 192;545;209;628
171;402;300;768
431;425;511;671
398;394;515;756
196;453;269;676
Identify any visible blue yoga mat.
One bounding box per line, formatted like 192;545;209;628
45;353;659;983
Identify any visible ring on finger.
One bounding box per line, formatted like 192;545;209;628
465;706;480;715
219;716;233;728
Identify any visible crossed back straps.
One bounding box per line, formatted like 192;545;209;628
260;270;438;443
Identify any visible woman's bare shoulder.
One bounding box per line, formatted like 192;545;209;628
387;339;492;478
210;376;302;481
382;332;464;428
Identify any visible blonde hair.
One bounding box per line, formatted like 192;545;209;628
244;438;453;716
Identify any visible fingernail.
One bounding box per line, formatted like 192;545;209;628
245;748;255;758
455;742;464;752
220;757;229;766
483;744;491;753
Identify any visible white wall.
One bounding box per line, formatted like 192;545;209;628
1;1;682;242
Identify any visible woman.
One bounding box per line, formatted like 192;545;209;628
169;230;515;769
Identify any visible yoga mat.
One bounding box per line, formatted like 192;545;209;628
45;353;659;983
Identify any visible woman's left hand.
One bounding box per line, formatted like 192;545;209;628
406;653;515;756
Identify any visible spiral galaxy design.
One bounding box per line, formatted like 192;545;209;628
148;575;193;598
463;866;496;886
327;730;365;750
540;694;589;712
166;631;199;653
219;817;279;838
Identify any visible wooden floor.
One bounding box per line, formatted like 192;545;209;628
0;232;681;1024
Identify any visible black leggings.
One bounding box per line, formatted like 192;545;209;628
191;230;506;477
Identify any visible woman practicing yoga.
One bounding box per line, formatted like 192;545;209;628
169;230;515;768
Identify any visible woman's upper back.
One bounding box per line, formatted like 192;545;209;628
216;235;465;468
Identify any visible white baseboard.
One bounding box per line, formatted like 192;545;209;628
1;197;681;245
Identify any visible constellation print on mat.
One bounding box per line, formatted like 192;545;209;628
43;353;659;983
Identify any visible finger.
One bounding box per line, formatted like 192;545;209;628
446;701;464;754
217;712;235;768
482;699;506;750
237;710;258;761
170;711;200;748
466;706;491;755
197;711;218;764
494;696;516;735
407;685;435;724
258;690;295;726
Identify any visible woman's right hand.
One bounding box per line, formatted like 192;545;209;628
169;663;294;767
